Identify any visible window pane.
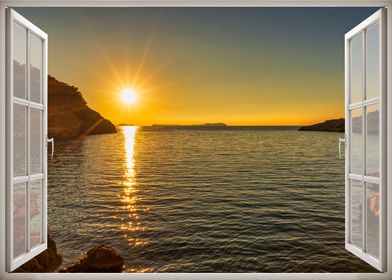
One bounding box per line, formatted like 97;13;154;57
13;182;26;258
351;32;364;104
31;108;42;174
366;104;379;177
13;104;27;177
350;108;363;175
366;182;379;258
30;180;42;248
366;23;380;100
350;179;363;248
13;22;27;100
30;34;43;103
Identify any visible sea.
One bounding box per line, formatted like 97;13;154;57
47;126;376;272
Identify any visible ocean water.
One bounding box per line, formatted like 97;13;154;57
48;126;376;272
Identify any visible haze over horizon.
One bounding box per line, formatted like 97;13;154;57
16;7;378;126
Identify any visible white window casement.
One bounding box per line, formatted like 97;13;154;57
5;9;48;272
345;9;387;271
0;1;392;280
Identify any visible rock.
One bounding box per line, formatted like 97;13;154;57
298;118;345;132
48;75;117;139
13;63;115;140
61;245;124;273
14;258;46;273
13;234;63;273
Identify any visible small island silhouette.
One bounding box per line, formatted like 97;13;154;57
152;123;227;127
118;123;135;126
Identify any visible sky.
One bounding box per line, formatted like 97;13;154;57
16;7;379;126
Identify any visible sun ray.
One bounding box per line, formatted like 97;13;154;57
131;16;160;88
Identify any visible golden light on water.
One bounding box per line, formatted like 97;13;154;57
120;126;148;253
123;126;137;180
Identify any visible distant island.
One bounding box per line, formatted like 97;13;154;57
152;123;227;127
117;123;135;126
298;118;344;132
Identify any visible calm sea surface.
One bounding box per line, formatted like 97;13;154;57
48;126;376;272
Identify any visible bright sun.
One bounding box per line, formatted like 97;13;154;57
121;88;138;104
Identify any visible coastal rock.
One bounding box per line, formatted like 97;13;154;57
13;234;63;273
298;118;344;132
61;245;124;273
48;75;117;139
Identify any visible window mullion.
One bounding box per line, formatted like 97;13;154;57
26;29;31;253
361;29;367;253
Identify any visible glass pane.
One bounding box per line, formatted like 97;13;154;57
366;23;380;100
31;108;42;174
366;182;379;258
30;34;43;103
350;179;363;248
366;104;379;177
13;104;27;177
30;180;42;248
13;22;27;100
351;32;364;104
350;108;363;175
13;182;26;258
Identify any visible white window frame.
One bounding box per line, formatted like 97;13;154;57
344;9;387;271
0;1;391;280
5;8;48;272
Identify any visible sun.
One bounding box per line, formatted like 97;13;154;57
121;88;138;104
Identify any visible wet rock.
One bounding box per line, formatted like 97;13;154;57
14;234;62;273
61;245;124;273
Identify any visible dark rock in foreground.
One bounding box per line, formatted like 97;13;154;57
298;118;344;132
61;245;124;273
48;75;117;139
14;234;63;273
13;235;124;273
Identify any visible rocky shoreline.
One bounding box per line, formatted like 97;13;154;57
14;235;124;273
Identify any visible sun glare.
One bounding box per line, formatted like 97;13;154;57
121;88;138;104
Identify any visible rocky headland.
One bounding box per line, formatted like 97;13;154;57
298;118;345;132
48;75;117;139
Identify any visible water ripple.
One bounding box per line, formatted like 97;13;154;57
48;127;376;272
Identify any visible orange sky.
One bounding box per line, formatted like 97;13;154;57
15;7;378;126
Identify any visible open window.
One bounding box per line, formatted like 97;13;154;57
0;4;389;276
344;8;387;271
6;9;48;271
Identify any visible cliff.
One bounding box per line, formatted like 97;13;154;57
48;75;117;139
298;118;345;132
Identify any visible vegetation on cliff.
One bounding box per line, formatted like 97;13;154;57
48;75;116;139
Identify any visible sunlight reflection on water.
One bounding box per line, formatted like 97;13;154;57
120;126;148;255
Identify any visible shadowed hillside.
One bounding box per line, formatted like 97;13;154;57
299;118;345;132
48;75;117;139
299;111;379;134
